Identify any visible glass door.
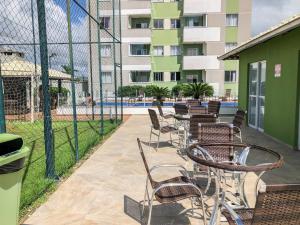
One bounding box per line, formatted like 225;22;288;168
248;61;266;131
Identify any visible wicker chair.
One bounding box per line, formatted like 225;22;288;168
232;110;246;142
222;184;300;225
148;109;177;149
208;101;221;117
186;99;200;107
137;138;207;225
156;104;173;121
189;106;208;115
198;123;234;162
174;103;189;115
189;114;217;141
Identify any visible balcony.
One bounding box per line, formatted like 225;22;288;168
183;55;220;70
183;27;221;43
184;0;221;15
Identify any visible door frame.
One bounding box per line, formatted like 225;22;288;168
248;60;266;132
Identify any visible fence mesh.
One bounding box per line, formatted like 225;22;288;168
0;0;122;211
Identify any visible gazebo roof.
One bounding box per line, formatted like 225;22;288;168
0;58;71;80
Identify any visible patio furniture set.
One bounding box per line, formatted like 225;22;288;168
136;100;300;225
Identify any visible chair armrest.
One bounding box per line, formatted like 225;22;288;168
222;201;244;225
150;164;189;178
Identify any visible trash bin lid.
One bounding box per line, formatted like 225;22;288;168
0;133;23;156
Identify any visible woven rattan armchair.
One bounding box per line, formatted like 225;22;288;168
174;103;189;115
189;114;217;141
222;184;300;225
137;138;207;225
189;106;208;115
232;110;246;142
208;101;221;117
198;123;234;162
148;109;177;149
186;99;201;107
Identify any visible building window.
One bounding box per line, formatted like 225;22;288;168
226;14;238;27
130;17;150;29
99;17;110;29
225;71;237;82
171;19;181;29
153;72;164;81
153;46;164;56
131;71;150;82
102;72;112;84
101;45;111;57
187;75;198;83
186;48;199;56
185;15;206;27
225;42;238;52
153;19;164;29
171;72;181;81
170;45;181;56
130;44;150;56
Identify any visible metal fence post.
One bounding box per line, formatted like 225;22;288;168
0;61;6;133
88;0;95;121
36;0;55;178
118;0;123;122
96;0;104;135
112;0;118;124
67;0;79;161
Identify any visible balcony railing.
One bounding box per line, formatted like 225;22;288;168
183;0;221;15
183;27;221;43
183;55;220;70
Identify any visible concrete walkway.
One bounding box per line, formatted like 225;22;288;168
23;115;297;225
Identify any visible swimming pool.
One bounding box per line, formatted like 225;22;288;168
97;101;238;107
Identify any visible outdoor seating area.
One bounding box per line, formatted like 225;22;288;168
140;100;298;224
22;100;300;225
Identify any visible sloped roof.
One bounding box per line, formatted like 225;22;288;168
0;58;71;80
219;14;300;60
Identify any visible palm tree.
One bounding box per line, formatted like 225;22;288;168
151;86;170;102
187;82;214;99
61;65;77;74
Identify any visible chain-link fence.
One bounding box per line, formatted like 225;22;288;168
0;0;122;211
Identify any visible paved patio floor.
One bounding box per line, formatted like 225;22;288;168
23;115;300;225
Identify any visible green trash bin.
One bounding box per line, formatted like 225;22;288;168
0;134;29;225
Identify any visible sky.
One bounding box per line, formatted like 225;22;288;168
0;0;300;76
252;0;300;36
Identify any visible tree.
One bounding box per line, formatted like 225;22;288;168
61;65;78;75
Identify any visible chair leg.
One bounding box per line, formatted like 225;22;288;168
156;131;160;150
169;132;173;144
142;179;149;217
239;131;243;143
149;127;153;149
147;194;155;225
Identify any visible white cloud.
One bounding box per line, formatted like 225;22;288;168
252;0;300;36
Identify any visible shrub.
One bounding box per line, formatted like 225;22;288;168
118;85;144;97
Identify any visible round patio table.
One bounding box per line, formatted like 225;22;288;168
187;143;284;225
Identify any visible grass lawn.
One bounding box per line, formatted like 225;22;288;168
6;119;119;213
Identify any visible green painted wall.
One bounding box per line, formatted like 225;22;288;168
225;27;238;42
152;56;181;72
224;60;239;95
152;2;181;19
152;29;181;45
226;0;239;13
238;27;300;147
